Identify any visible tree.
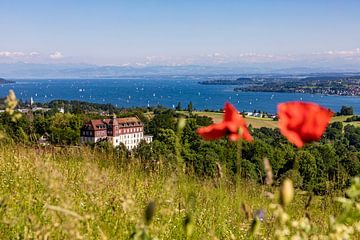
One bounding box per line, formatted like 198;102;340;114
344;125;360;150
187;101;193;114
193;143;219;176
0;112;31;143
339;106;354;116
146;109;177;138
48;113;82;145
157;128;177;153
194;115;213;127
297;151;317;191
325;122;343;140
134;140;154;162
175;102;182;111
181;118;201;149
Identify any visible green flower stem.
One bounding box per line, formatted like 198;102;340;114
236;138;243;178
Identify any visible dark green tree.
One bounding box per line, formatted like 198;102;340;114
187;101;193;114
175;102;182;111
297;151;317;191
339;106;354;116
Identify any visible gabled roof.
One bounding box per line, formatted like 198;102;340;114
82;116;143;131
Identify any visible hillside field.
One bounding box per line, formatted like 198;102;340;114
0;145;348;239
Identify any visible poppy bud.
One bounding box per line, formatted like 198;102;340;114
280;179;294;207
177;117;186;131
144;201;156;225
183;214;194;237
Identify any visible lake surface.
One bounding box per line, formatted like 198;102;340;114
1;78;360;113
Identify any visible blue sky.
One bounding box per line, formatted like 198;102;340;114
1;0;360;66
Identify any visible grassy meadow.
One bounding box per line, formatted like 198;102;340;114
0;144;348;239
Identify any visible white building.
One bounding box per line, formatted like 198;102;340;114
80;116;152;150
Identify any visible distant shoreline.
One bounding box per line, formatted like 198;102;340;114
0;78;15;84
199;74;360;97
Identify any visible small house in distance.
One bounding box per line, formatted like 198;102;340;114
80;116;152;150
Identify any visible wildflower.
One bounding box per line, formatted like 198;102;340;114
196;102;253;141
254;209;265;222
277;101;333;148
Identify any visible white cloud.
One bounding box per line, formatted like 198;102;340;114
0;51;25;57
49;51;64;59
207;52;222;58
321;49;360;57
29;51;40;56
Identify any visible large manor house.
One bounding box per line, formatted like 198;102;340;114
80;116;152;150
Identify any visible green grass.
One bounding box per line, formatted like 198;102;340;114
331;115;360;127
0;145;345;239
182;111;278;128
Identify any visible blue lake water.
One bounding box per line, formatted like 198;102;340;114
1;78;360;113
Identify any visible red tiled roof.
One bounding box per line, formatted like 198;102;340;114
83;117;143;131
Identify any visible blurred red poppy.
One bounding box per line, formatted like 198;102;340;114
196;102;253;142
278;101;333;148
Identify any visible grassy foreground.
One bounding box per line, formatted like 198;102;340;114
0;145;348;239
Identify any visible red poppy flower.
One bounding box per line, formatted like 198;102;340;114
196;102;253;142
278;101;333;148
